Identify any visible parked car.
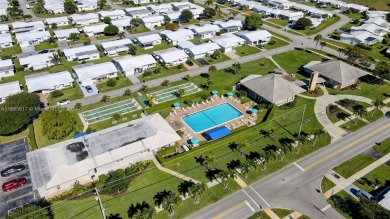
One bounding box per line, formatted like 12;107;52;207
85;86;93;93
57;99;70;106
1;165;25;177
2;178;27;192
386;111;390;118
38;50;49;54
185;60;194;66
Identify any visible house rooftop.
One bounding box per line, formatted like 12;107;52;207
187;43;220;55
63;45;99;57
0;33;12;44
12;21;45;29
73;62;117;82
135;34;161;44
213;35;245;48
99;10;126;17
25;71;73;93
236;30;272;41
142;15;164;23
114;54;156;70
161;29;194;41
82;23;108;33
46;16;69;24
54;28;80;39
101;38;132;50
0;81;21;99
15;31;51;42
155;49;188;63
19;52;54;67
191;24;221;34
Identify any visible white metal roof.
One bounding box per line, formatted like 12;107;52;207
15;31;51;43
82;23;108;33
12;21;45;30
99;10;126;18
142;15;164;23
0;81;21;99
25;71;73;92
111;17;132;27
187;43;220;55
191;24;221;34
19;52;54;67
63;45;99;57
54;28;80;38
156;49;188;63
0;33;12;44
135;34;161;44
124;6;148;12
0;58;12;68
71;13;99;22
236;30;272;42
73;62;117;82
101;38;132;50
177;40;195;49
0;24;8;32
46;16;69;25
114;54;156;70
163;29;194;41
213;35;245;48
216;20;243;29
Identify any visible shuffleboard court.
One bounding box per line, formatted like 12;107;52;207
149;82;200;103
82;99;141;124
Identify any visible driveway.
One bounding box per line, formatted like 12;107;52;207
196;58;209;66
0;139;35;217
226;51;240;59
21;46;35;54
79;83;99;97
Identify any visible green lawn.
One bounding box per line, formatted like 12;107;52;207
48;86;84;106
204;53;231;64
375;137;390;156
34;42;59;50
341;119;369;132
342;0;390;11
354;164;390;193
266;30;292;43
127;26;150;34
136;41;173;55
264;36;290;50
33;111;84;148
68;35;91;45
235;44;260;57
0;129;28;144
328;190;353;219
96;74;132;93
322;177;336;192
142;63;187;82
96;34;118;41
0;45;22;57
293;16;341;35
327;80;390;102
327;105;351;124
364;109;384;122
273;49;325;79
266;19;289;27
272;209;293;218
333;154;376;178
248;211;272;219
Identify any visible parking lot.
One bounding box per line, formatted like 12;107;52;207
0;138;36;217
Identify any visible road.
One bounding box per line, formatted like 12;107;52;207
187;117;390;219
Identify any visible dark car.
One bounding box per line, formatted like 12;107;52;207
1;165;25;177
386;111;390;118
85;85;93;93
2;178;27;192
186;60;194;66
38;50;49;54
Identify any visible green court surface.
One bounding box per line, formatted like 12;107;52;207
149;82;200;103
82;99;140;124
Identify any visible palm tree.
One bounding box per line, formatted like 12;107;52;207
69;32;80;42
51;22;58;29
48;36;56;44
217;170;236;189
147;95;156;107
183;74;191;81
162;193;181;217
74;102;82;111
237;141;250;156
371;99;384;116
337;48;346;57
139;85;148;92
177;88;186;98
295;134;307;154
208;65;217;74
204;0;213;7
239;162;251;179
204;155;216;171
133;204;156;219
187;182;207;204
161;79;169;87
353;107;367;125
50;53;61;66
232;62;241;75
123;89;131;96
310;129;324;147
101;95;111;103
319;41;327;50
118;31;125;39
112;113;121;121
314;34;322;48
128;45;137;55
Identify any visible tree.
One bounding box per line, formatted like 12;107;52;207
177;88;186;98
139;85;148;92
211;49;221;59
164;16;171;24
98;0;107;9
50;53;61;66
130;18;142;27
74;102;82;111
41;108;78;140
104;25;119;36
123;89;131;96
204;0;213;7
165;22;179;30
147;96;156;107
153;67;161;75
128;44;137;55
64;0;77;14
103;169;129;193
310;129;324;147
51;90;63;98
353;106;367;125
5;204;50;219
187;182;207;204
215;4;222;17
161;193;181;217
0;93;40;135
161;79;169;87
371;99;384;116
106;78;117;87
203;155;216;171
69;32;80;42
295;134;307;154
34;0;46;14
179;10;193;22
203;8;216;19
244;13;263;30
0;15;8;22
208;65;217;74
51;22;58;29
112;113;121;121
229;11;239;19
239;162;251;179
319;41;327;50
103;16;111;24
387;13;390;22
314;34;322;49
101;95;111;103
373;61;390;81
183;74;191;81
337;47;346;57
295;17;312;30
23;14;32;21
344;46;368;63
117;31;125;39
232;62;241;75
48;36;55;44
217;170;236;189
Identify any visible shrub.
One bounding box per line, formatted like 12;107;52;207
338;99;355;107
99;174;108;183
106;78;117;87
329;104;339;114
268;40;276;45
51;90;63;98
184;100;193;105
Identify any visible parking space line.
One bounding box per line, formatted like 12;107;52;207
7;192;34;203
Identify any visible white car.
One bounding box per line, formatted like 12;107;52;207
25;4;30;9
57;99;70;106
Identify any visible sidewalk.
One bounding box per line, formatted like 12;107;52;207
150;156;200;184
264;209;280;219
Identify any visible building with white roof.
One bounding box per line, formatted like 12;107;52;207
366;11;389;20
154;49;188;67
0;33;12;48
272;10;304;21
0;59;14;78
171;2;203;19
212;34;245;52
0;24;9;34
215;20;243;33
163;11;181;21
46;17;69;27
19;52;56;71
70;13;99;26
101;38;132;56
253;4;274;17
76;0;98;11
340;31;383;46
267;0;293;9
148;4;173;14
236;30;272;46
15;31;51;48
82;23;108;36
141;15;164;28
12;21;46;33
111;17;132;30
25;71;73;93
134;34;162;49
341;3;369;13
190;24;221;39
99;10;127;20
0;81;21;103
44;0;65;14
161;29;194;45
125;7;153;18
386;47;390;55
238;0;262;10
0;0;9;16
54;28;80;41
365;17;389;29
133;0;157;4
292;3;333;18
350;23;388;37
114;54;156;76
27;113;181;198
177;41;195;50
63;45;100;61
73;62;118;86
186;43;221;59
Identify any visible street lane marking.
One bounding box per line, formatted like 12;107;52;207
211;202;245;219
321;204;331;212
242;189;259;209
293;162;305;171
304;123;390;170
249;186;271;207
324;193;330;199
244;200;256;212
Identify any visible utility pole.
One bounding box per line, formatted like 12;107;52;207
298;104;307;137
94;188;105;219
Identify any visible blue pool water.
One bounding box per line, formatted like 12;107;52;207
182;103;243;133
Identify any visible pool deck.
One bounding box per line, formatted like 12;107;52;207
166;95;258;144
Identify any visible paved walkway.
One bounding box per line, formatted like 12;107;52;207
234;176;248;188
150;156;200;184
264;209;280;219
283;211;302;219
78;113;88;132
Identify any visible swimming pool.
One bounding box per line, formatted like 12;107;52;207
182;103;243;133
